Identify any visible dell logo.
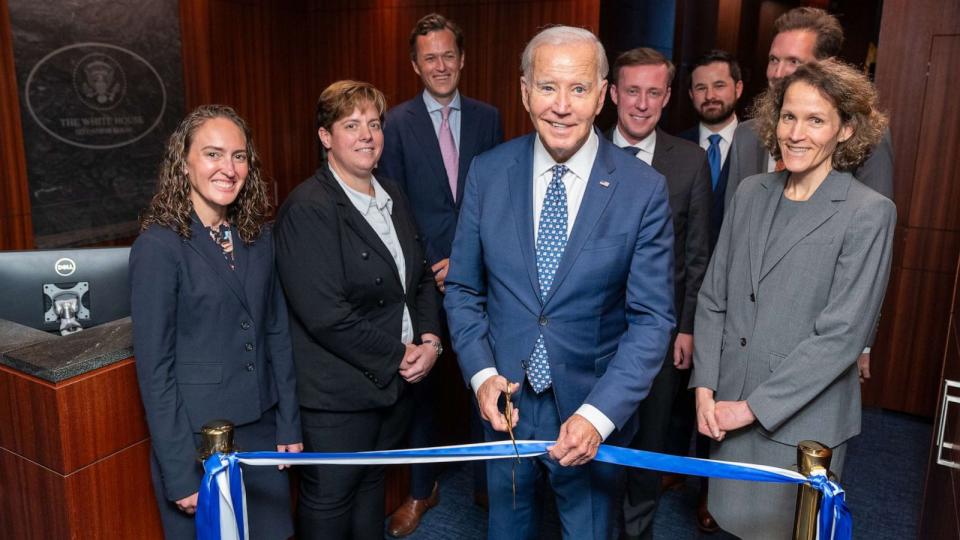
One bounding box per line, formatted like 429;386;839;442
55;258;77;277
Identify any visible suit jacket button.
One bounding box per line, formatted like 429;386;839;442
241;320;251;330
378;299;385;307
739;337;747;347
539;316;548;326
749;293;756;302
246;362;255;372
361;251;369;259
375;277;383;285
245;342;254;351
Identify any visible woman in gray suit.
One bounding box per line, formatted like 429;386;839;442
690;60;895;539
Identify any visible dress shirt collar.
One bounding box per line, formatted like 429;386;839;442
699;115;738;146
533;128;599;183
423;89;461;114
613;125;656;165
329;164;392;216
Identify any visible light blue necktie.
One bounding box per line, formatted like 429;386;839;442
527;164;568;393
707;134;722;191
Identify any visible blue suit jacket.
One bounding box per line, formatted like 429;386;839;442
379;93;503;265
444;133;676;442
679;125;729;246
130;219;300;500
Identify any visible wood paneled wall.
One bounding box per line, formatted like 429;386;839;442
180;0;600;204
0;0;32;249
865;0;960;415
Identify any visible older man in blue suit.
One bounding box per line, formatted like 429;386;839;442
378;13;503;537
445;25;675;540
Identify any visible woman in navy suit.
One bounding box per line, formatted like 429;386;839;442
274;81;442;540
130;105;302;539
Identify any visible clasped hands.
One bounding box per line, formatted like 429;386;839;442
400;333;441;383
477;375;601;467
695;387;756;441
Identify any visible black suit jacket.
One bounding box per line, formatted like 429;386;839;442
606;127;712;334
679;124;730;246
274;167;442;411
130;219;301;501
378;93;503;265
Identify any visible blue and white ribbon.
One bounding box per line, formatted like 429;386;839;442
196;441;850;540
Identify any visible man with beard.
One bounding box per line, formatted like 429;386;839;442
679;50;742;244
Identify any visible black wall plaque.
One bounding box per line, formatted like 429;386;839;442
8;0;185;247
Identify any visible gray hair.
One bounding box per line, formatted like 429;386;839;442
520;26;608;82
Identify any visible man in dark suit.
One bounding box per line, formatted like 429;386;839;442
678;49;743;245
725;5;891;406
445;27;675;539
673;49;744;533
377;13;502;537
605;47;712;540
726;7;893;206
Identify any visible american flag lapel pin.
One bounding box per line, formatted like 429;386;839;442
599;180;610;188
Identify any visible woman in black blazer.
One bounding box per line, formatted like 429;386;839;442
274;81;442;540
130;105;302;539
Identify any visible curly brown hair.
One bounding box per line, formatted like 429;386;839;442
752;59;888;171
140;104;271;243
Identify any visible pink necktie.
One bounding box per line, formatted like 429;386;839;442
438;105;459;201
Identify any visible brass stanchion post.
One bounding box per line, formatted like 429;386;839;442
199;419;236;461
793;440;833;540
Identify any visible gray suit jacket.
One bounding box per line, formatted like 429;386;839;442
690;170;896;447
725;119;894;208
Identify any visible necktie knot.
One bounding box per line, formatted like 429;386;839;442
708;134;722;146
552;164;568;183
441;105;451;121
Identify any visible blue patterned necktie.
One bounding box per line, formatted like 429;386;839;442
707;134;722;191
527;164;568;393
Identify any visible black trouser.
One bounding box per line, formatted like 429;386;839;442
297;395;412;540
621;351;680;540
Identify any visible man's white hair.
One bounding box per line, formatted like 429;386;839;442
520;25;608;82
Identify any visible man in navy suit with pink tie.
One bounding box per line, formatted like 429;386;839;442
378;13;502;537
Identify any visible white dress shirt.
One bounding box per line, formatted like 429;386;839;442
613;126;657;166
423;90;461;150
469;129;616;441
697;115;738;167
330;166;414;344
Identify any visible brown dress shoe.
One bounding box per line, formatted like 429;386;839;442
696;487;719;534
387;482;439;538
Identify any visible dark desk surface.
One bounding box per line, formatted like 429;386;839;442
0;318;133;383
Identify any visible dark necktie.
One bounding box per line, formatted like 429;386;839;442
707;134;722;191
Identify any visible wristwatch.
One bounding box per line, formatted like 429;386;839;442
422;338;443;357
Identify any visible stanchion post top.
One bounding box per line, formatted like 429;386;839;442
199;419;235;461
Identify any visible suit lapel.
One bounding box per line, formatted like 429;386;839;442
546;139;617;303
651;128;673;177
385;184;418;292
758;171;847;281
507;137;541;301
186;217;251;315
749;173;784;292
411;97;455;205
456;98;478;204
321;170;401;285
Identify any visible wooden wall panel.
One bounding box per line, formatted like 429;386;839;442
179;0;600;205
0;0;32;249
865;0;960;415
